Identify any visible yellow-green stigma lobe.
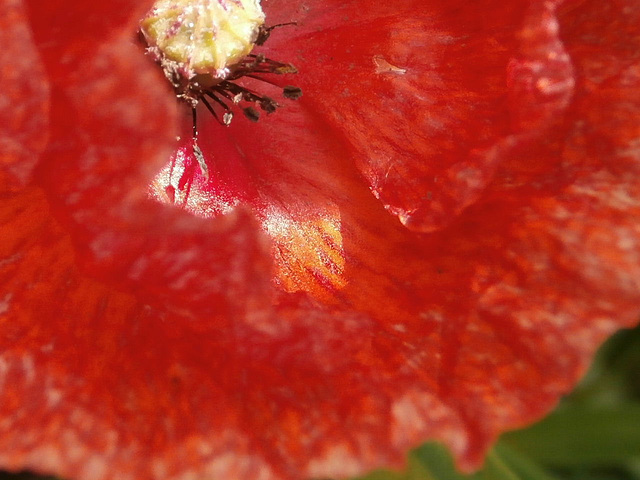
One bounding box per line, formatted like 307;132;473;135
140;0;266;79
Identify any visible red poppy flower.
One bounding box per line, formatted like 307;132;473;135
2;0;640;479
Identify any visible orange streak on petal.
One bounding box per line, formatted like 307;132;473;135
265;204;346;299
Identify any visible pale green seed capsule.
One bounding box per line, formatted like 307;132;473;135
140;0;266;79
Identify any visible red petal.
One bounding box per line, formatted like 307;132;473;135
265;0;575;232
2;0;640;479
0;198;382;478
0;0;49;187
150;0;640;472
24;0;274;320
152;98;373;301
24;0;153;66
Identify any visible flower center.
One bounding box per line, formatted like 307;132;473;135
141;0;265;78
139;0;301;175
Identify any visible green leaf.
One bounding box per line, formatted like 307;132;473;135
501;405;640;468
489;443;561;480
358;441;561;480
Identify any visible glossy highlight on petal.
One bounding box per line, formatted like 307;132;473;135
2;0;640;479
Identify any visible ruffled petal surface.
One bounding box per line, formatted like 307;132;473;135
2;1;640;480
264;0;573;232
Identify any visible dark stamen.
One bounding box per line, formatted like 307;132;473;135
202;92;234;126
140;17;303;192
153;22;303;151
191;106;198;139
259;97;278;113
235;55;298;76
190;106;209;178
204;91;231;112
200;95;224;125
243;106;260;122
283;86;303;100
255;22;297;46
